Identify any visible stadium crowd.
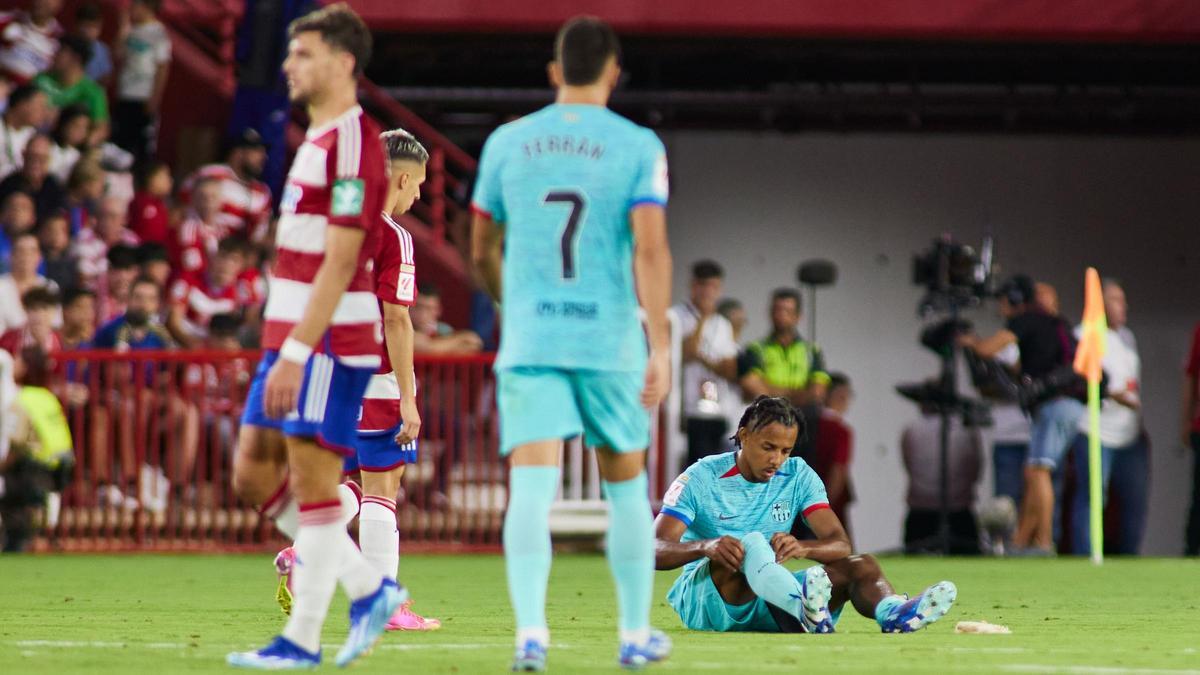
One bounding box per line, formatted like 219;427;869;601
0;0;1198;562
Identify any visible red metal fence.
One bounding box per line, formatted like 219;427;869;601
32;350;668;553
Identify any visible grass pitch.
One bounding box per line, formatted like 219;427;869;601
1;554;1198;674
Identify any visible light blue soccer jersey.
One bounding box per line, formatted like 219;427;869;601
471;103;669;372
660;452;830;574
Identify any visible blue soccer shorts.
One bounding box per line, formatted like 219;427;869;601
495;366;649;456
667;559;844;633
344;422;419;474
240;350;374;457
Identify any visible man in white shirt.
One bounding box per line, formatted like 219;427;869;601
112;0;171;163
1069;280;1147;555
669;260;739;467
0;0;63;86
0;84;48;178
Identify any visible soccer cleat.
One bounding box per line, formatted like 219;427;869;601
880;581;958;633
797;566;835;634
385;599;442;631
274;547;296;615
226;635;320;670
511;639;547;672
335;578;407;667
618;629;672;670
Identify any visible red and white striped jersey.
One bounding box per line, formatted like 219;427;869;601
358;213;418;433
169;274;243;338
0;12;61;85
173;211;233;278
180;164;273;241
262;105;387;368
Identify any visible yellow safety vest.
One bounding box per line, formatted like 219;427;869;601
16;386;73;469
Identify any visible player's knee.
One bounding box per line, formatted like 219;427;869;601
847;554;883;580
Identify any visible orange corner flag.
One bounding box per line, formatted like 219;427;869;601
1074;267;1106;384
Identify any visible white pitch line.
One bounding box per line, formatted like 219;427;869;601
1002;665;1200;675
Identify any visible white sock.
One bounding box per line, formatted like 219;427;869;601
516;627;550;647
281;500;345;654
337;482;361;528
359;496;399;580
261;477;299;540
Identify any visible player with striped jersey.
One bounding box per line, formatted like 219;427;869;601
227;5;403;670
470;17;674;671
274;129;441;632
655;397;958;636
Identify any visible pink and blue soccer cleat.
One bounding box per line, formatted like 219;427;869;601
227;635;320;670
879;581;958;633
274;547;296;615
511;639;548;672
386;600;442;631
618;629;672;670
335;578;407;667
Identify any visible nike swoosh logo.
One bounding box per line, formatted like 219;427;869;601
718;514;737;520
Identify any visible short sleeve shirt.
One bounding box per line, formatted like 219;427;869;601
1005;311;1073;379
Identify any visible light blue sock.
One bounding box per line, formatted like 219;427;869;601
602;472;655;638
740;531;808;621
504;466;560;635
874;594;907;627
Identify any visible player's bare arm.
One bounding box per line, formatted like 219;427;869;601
382;301;421;444
263;225;366;419
770;508;851;565
632;204;672;408
470;212;504;302
654;510;745;573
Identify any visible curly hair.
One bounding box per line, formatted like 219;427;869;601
730;396;806;447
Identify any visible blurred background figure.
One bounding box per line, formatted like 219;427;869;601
815;372;855;542
1182;319;1200;556
412;281;483;354
900;396;982;555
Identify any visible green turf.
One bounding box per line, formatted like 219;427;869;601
1;554;1198;674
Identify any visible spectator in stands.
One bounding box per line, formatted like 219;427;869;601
73;3;112;87
59;286;94;350
412;281;484;353
167;237;257;347
1069;279;1147;556
174;176;230;277
36;211;75;290
33;34;109;145
1185;319;1200;556
0;0;63;86
670;260;739;467
717;297;748;345
135;242;169;289
113;0;171;164
73;196;138;288
63;159;105;237
93;274;172;350
900;396;983;555
49;104;90;183
0;345;74;552
0;189;36;271
0;286;60;356
1;231;56;301
127;159;171;246
815;372;855;540
0;84;48;177
0;134;66;219
180;128;272;241
94;244;137;324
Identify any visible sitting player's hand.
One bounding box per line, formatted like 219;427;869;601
703;535;745;573
641;349;671;409
771;532;808;564
264;359;303;419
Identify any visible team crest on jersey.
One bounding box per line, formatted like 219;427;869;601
332;179;365;216
770;501;791;523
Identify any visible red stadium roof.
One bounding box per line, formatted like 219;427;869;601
346;0;1200;42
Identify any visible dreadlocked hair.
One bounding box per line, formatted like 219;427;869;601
730;396;805;447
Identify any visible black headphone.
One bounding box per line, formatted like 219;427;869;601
1000;275;1035;306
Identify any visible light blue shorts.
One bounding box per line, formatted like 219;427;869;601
1029;397;1086;470
666;559;843;633
496;366;649;456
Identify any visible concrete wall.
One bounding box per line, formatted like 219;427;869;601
661;131;1200;555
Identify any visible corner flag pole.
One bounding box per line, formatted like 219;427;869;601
1074;267;1107;565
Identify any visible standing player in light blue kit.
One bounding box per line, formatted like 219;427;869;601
656;396;958;636
470;16;674;672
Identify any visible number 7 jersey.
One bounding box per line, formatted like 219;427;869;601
471;103;669;372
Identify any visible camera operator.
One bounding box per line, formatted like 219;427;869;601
958;275;1084;555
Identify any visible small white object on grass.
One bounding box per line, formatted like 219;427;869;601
954;621;1012;634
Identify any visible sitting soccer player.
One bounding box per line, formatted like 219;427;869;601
655;396;957;634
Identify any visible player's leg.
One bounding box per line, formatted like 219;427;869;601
823;554;956;633
727;531;833;634
582;369;671;666
496;367;579;671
